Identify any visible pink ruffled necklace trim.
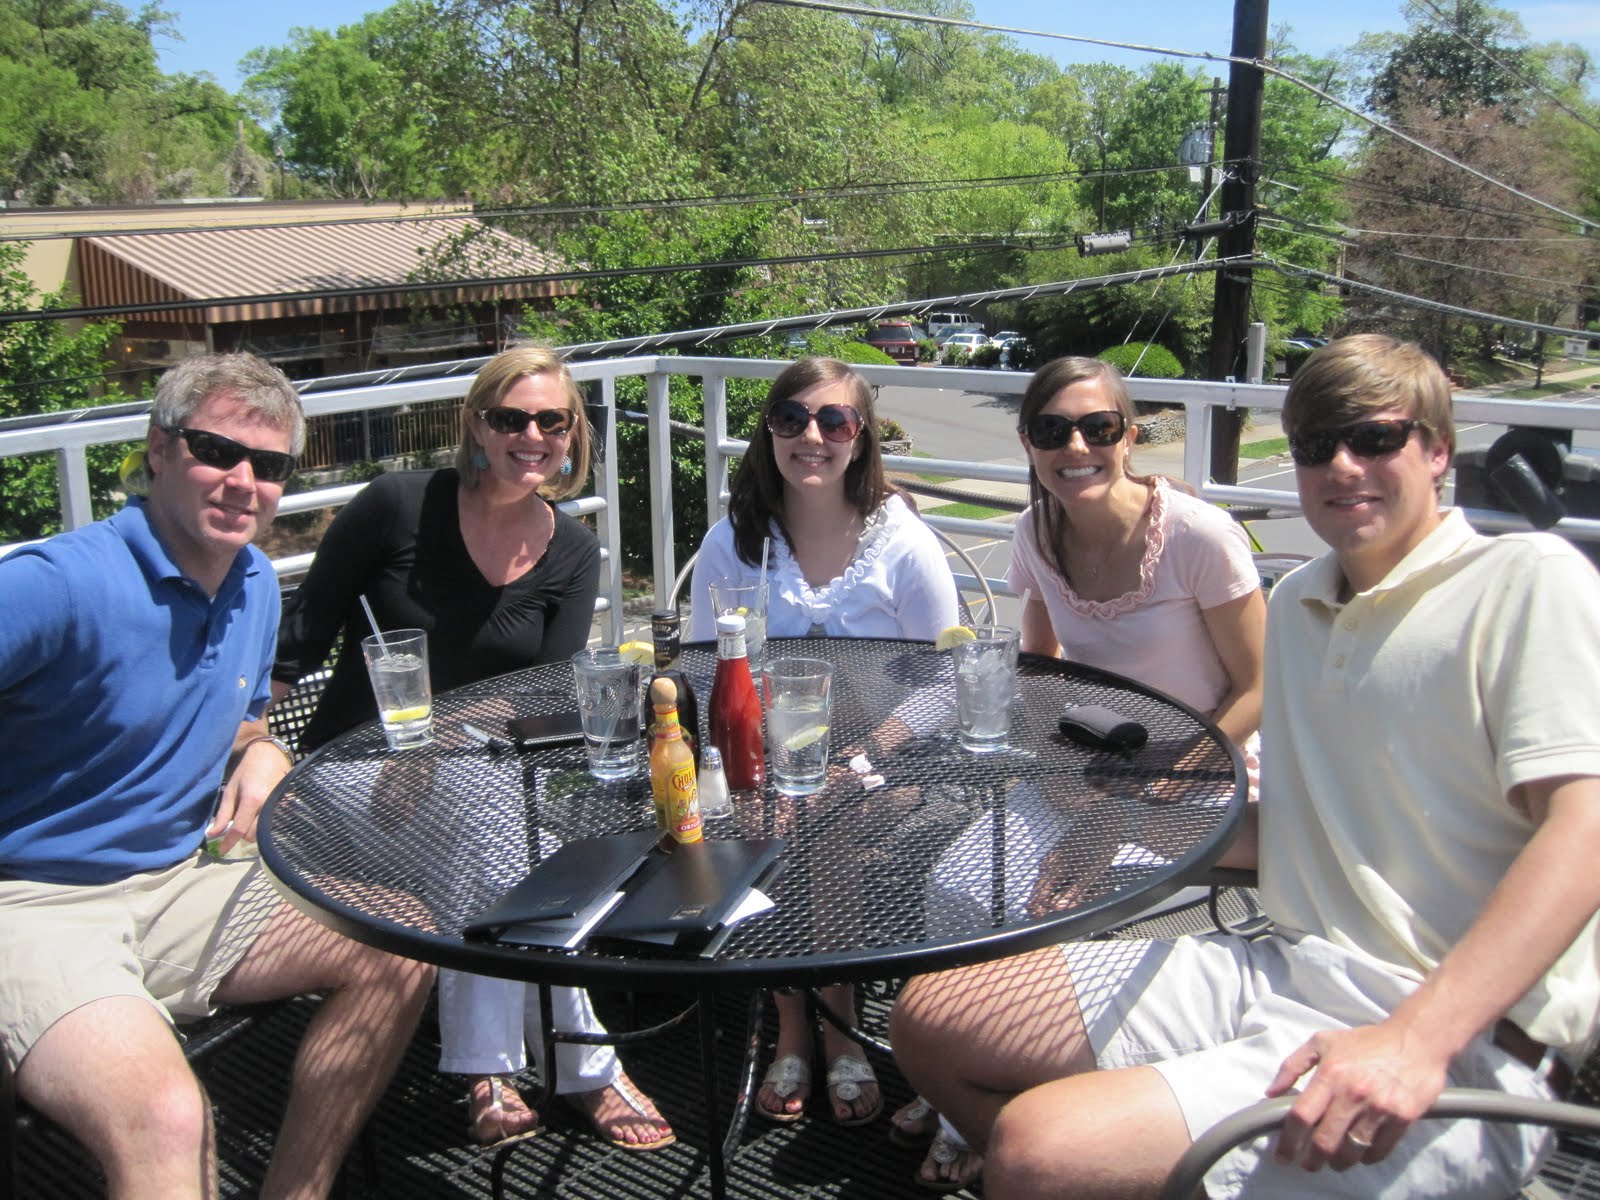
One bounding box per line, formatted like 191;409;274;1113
1048;479;1168;619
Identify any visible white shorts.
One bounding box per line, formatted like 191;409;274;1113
1061;931;1559;1199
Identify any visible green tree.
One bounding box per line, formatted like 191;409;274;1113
0;243;124;543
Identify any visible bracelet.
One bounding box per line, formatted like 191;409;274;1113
239;734;295;767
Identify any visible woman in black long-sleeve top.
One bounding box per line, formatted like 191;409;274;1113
273;346;674;1153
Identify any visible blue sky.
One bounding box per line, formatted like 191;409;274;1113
156;0;1600;96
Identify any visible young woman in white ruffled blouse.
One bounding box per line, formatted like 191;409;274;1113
688;355;961;1128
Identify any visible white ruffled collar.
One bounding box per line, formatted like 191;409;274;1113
769;495;901;629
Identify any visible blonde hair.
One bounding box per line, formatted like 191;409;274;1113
454;346;591;500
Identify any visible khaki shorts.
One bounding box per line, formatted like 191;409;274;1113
0;854;282;1071
1061;931;1558;1200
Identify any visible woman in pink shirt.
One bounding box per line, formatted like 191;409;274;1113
896;356;1266;1191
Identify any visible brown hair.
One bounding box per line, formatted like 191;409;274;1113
454;345;591;501
726;357;895;566
1017;356;1143;579
1283;334;1456;473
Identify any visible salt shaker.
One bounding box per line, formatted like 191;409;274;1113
697;746;734;819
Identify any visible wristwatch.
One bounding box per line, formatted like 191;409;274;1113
241;733;295;767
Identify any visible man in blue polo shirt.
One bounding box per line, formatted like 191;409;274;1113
0;353;433;1199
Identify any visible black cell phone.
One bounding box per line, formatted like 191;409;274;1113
506;712;586;750
1058;705;1148;754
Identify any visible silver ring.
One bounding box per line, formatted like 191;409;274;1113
1346;1130;1374;1149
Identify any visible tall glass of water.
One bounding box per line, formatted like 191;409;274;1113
360;628;433;750
763;657;832;796
951;626;1019;753
708;579;767;676
571;647;644;781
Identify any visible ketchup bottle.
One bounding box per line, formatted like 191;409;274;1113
708;613;764;791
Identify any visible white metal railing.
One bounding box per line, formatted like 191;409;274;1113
6;358;1600;634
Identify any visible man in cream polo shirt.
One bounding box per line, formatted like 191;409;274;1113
889;334;1600;1199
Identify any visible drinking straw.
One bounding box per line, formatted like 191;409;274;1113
759;536;771;611
359;596;389;654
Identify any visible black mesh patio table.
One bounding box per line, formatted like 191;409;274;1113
259;637;1244;1197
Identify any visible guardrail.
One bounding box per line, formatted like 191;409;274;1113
6;357;1600;633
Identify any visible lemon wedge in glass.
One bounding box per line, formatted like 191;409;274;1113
383;705;431;723
782;724;830;751
934;626;977;651
617;640;655;666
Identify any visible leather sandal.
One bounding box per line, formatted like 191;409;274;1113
825;1053;883;1127
467;1074;541;1148
917;1128;983;1193
756;1053;811;1122
565;1073;676;1152
889;1094;939;1148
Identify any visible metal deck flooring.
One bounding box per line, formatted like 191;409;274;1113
17;894;1600;1200
14;987;966;1200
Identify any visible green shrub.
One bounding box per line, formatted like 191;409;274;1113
941;346;971;366
969;344;1002;369
917;338;939;362
834;341;897;367
879;417;908;442
1096;342;1184;379
344;460;387;484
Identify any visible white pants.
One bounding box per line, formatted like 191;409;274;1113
436;969;620;1095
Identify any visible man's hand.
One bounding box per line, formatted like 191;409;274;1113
209;728;292;855
1266;1019;1451;1172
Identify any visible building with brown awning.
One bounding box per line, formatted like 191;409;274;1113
1;200;576;381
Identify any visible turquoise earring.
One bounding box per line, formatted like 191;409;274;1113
472;447;489;470
560;457;573;476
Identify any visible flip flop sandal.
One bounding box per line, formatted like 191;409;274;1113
916;1129;984;1194
756;1053;811;1122
825;1054;884;1127
467;1074;542;1150
889;1094;939;1148
566;1074;676;1152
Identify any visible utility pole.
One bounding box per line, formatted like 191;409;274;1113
1199;77;1226;222
1206;0;1269;485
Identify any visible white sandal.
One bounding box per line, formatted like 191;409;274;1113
566;1074;675;1152
825;1053;883;1127
757;1053;811;1122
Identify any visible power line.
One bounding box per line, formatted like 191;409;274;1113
1266;256;1597;339
0;162;1192;246
0;235;1061;326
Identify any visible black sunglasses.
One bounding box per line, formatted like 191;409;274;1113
163;427;297;483
1023;410;1127;450
765;398;863;443
479;406;577;436
1288;419;1420;467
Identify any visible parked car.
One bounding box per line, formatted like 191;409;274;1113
991;330;1024;347
942;332;990;357
934;323;985;347
863;321;921;365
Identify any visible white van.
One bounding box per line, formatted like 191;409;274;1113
923;310;982;337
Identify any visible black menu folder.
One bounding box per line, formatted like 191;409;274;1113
462;829;661;938
594;837;785;950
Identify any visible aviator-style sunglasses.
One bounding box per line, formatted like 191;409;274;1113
765;398;863;443
479;406;577;436
163;427;297;483
1288;419;1420;468
1023;410;1127;450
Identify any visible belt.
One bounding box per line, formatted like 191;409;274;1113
1492;1019;1573;1099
